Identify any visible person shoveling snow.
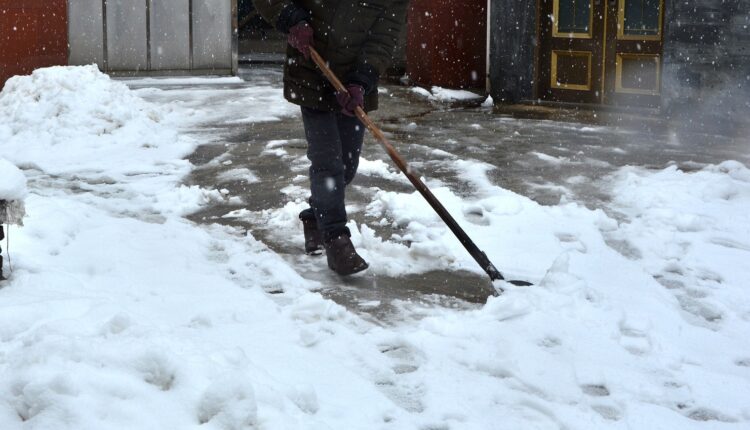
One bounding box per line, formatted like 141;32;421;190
252;1;528;293
252;0;409;276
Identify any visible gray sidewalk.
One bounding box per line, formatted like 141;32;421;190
132;64;750;320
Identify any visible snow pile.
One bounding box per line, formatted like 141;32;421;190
0;65;194;178
0;158;26;201
409;86;485;103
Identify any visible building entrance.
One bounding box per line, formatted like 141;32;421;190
538;0;664;107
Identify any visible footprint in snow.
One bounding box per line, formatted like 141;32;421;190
462;205;490;226
591;404;622;421
676;295;723;329
380;342;421;375
581;385;621;421
555;232;587;253
603;237;642;260
652;263;725;329
197;375;257;428
696;268;723;284
376;342;425;413
134;352;177;391
581;384;610;397
709;236;750;252
537;335;562;349
685;407;737;423
618;320;652;356
99;313;134;335
653;275;685;290
374;379;425;413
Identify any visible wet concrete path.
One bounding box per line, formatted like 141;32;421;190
130;65;750;321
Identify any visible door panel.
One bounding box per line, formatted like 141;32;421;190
538;0;664;106
106;0;148;71
193;0;233;70
68;0;104;66
552;50;593;91
151;0;191;70
616;53;660;94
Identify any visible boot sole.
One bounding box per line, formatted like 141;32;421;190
328;261;369;276
305;247;323;256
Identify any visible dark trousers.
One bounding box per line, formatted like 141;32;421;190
298;106;366;241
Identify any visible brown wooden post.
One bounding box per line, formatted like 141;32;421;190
406;0;487;89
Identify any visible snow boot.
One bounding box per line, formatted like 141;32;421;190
325;234;368;276
301;218;324;255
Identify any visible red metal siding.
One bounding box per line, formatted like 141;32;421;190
0;0;68;89
406;0;487;89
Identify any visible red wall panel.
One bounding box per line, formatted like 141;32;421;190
406;0;487;90
0;0;68;89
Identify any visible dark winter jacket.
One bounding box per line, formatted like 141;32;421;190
252;0;409;112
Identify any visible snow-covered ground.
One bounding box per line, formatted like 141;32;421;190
1;66;749;429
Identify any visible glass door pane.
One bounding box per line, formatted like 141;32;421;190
620;0;662;38
555;0;592;36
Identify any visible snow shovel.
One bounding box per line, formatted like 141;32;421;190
310;48;532;296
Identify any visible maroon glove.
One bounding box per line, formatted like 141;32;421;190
288;22;313;59
336;84;365;116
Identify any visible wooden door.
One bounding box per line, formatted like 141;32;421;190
602;0;665;107
538;0;665;106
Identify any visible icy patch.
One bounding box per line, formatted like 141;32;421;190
217;168;259;184
531;151;569;165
